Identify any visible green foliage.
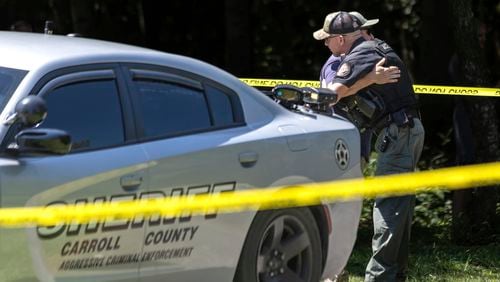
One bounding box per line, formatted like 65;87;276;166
418;126;454;170
414;190;452;232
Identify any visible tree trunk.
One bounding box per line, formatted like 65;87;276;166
448;0;499;244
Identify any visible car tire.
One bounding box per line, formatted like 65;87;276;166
234;208;322;282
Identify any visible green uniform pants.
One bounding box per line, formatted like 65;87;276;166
365;118;425;282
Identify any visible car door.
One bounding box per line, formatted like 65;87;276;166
0;65;148;282
122;65;279;281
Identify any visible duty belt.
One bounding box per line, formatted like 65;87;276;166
373;107;420;135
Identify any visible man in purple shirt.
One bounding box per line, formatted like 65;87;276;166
320;54;342;88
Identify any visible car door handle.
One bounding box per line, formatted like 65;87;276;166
120;174;143;191
239;151;258;168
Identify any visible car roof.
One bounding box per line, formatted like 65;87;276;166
0;31;201;71
0;31;289;120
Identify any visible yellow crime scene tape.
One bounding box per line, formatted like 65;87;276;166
1;162;499;228
240;78;500;97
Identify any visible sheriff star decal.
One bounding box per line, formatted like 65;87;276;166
337;62;351;77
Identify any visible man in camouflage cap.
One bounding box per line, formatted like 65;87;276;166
314;11;404;282
314;11;425;282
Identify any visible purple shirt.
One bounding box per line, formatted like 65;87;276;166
319;55;342;87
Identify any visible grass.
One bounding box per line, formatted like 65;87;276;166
345;223;500;282
350;158;500;281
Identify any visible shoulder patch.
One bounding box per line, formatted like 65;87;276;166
336;62;351;77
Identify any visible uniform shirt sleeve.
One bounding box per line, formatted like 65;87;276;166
332;47;382;87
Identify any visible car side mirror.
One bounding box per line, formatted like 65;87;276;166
14;128;72;155
15;96;48;127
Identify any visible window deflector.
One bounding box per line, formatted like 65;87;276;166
130;69;203;91
37;70;115;96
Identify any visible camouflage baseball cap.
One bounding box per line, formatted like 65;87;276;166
313;11;360;40
349;11;379;28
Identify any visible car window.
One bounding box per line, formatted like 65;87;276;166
133;80;211;138
0;67;28;111
205;84;234;127
39;79;125;151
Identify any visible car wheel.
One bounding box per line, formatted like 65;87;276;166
235;208;322;282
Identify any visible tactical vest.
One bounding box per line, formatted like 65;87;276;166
350;39;418;115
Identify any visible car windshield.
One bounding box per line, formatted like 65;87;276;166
0;66;28;111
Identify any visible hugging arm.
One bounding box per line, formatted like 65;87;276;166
330;58;400;100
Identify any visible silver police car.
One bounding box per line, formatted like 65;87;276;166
0;31;362;282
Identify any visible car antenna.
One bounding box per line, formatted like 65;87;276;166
44;20;54;34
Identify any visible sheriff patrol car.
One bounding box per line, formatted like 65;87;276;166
0;31;362;282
